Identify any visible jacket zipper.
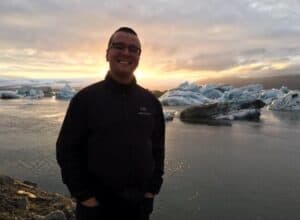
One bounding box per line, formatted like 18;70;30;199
123;90;134;186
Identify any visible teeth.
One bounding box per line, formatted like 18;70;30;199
119;61;130;64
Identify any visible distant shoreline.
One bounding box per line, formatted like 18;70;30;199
197;74;300;90
1;74;300;92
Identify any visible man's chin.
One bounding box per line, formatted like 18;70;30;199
115;70;134;78
110;70;135;83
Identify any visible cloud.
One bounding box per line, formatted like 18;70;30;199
161;51;237;72
0;0;300;84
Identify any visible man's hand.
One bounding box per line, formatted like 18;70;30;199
80;197;99;207
144;192;155;198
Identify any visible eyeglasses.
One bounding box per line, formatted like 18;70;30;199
109;42;141;55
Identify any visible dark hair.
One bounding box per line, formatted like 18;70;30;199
107;27;138;49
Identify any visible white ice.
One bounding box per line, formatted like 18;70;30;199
55;84;76;100
160;82;300;111
268;91;300;111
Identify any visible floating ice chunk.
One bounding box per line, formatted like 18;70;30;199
160;89;211;106
164;111;176;121
176;81;200;91
240;84;263;92
160;82;213;106
259;89;284;105
215;109;260;120
17;86;52;97
222;84;263;103
28;89;44;99
268;91;300;111
55;84;76;100
216;85;234;92
0;90;21;99
200;86;223;99
280;86;290;94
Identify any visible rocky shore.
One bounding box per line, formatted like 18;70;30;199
0;174;75;220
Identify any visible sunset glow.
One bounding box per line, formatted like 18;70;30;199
1;0;300;90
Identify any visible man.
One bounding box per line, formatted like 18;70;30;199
56;27;165;220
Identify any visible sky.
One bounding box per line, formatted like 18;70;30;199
0;0;299;90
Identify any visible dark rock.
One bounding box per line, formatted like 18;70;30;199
44;210;67;220
0;174;76;220
23;180;38;188
180;100;264;125
0;174;15;185
53;202;66;209
180;103;230;120
239;100;265;109
64;206;76;220
0;193;5;199
181;117;232;126
32;214;44;220
14;197;30;209
233;109;261;120
1;93;20;99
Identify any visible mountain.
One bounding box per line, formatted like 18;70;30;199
197;75;300;90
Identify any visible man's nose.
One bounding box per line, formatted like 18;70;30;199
120;47;130;55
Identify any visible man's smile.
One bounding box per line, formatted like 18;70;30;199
117;59;132;65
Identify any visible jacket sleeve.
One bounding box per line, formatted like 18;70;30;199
147;99;165;194
56;93;93;202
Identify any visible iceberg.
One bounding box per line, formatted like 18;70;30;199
280;86;290;94
199;85;223;99
17;86;45;99
160;82;265;106
28;89;44;99
159;82;212;106
221;84;263;103
17;86;53;98
258;89;284;105
55;84;76;100
268;91;300;111
159;81;300;111
160;81;300;125
176;81;199;91
160;90;211;106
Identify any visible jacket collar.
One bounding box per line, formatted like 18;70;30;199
104;72;137;93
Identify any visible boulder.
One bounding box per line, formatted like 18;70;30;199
180;103;232;126
180;100;264;125
44;210;67;220
0;174;15;185
14;197;30;209
23;180;38;188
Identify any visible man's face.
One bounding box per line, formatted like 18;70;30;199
106;31;141;81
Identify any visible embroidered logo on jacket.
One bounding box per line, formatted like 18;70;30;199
137;106;152;116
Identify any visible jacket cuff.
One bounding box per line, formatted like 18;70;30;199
72;189;94;202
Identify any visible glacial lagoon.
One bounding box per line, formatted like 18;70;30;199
1;98;300;220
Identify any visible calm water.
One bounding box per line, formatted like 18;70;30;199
1;98;300;220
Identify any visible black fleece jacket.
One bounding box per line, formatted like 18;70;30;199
56;74;165;202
